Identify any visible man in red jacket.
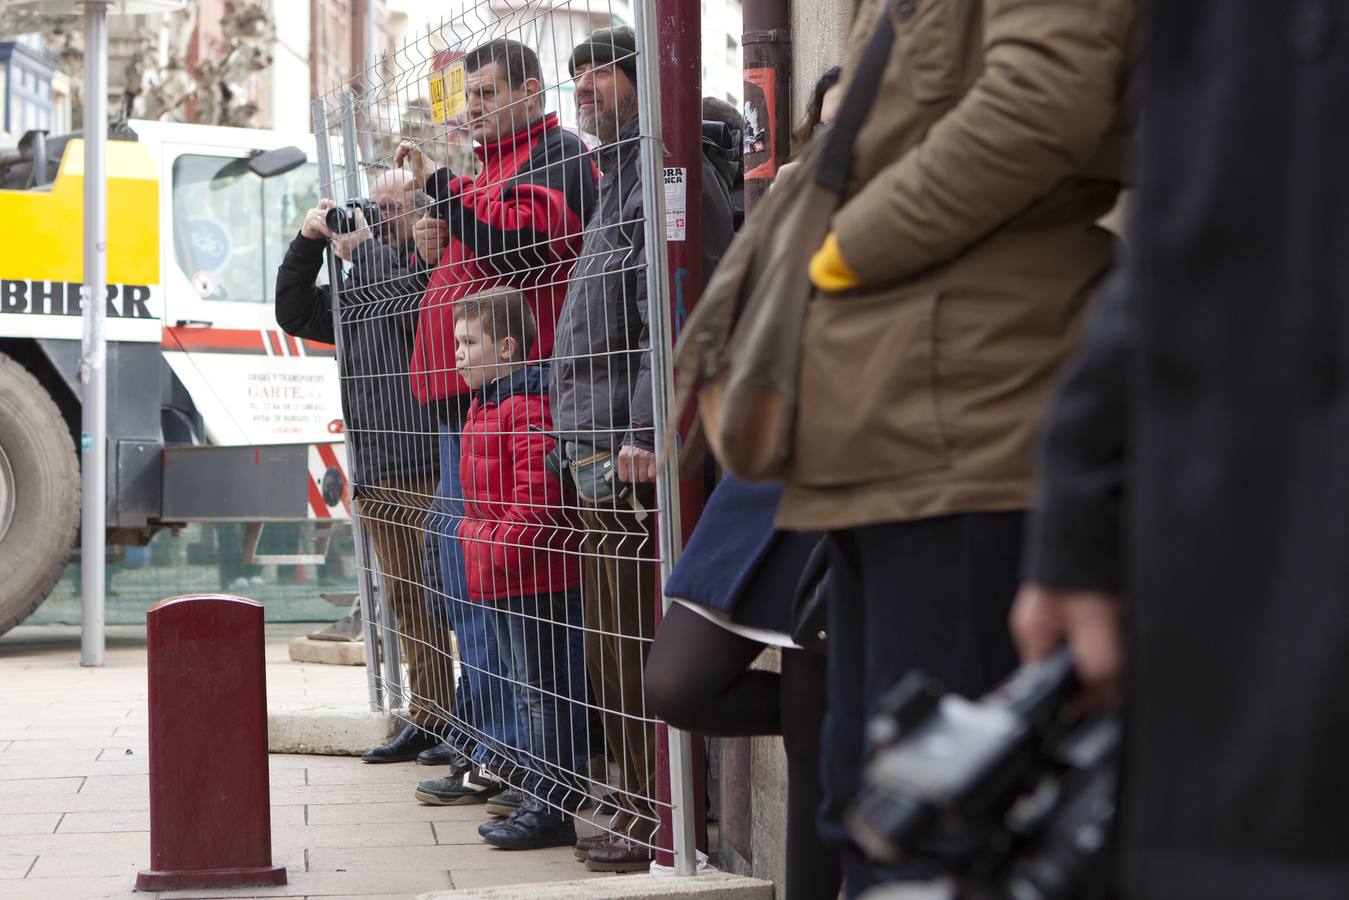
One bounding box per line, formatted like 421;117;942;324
400;38;597;808
448;287;597;850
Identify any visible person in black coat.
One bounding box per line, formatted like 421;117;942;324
1013;6;1349;899
275;169;456;767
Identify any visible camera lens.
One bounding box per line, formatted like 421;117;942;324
325;205;355;234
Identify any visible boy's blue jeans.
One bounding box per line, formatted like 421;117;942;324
492;587;598;810
429;420;519;766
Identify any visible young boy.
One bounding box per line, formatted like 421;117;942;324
450;287;597;850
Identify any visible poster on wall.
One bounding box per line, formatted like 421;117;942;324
743;67;777;179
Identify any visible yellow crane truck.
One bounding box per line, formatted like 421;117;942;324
0;120;351;635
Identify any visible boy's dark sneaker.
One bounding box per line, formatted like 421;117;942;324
414;768;503;806
481;800;577;850
485;790;525;817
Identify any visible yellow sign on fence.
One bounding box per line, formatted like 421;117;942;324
428;58;467;124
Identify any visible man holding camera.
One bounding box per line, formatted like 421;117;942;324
275;169;455;764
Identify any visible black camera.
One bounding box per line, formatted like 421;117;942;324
424;168;453;221
847;649;1120;900
325;197;381;234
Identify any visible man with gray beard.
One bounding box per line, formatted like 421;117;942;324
549;25;734;872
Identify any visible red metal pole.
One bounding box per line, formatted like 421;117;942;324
136;595;286;891
653;0;709;870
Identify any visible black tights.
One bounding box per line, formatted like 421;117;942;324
645;602;842;900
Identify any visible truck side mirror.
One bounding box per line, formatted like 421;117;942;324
247;146;306;179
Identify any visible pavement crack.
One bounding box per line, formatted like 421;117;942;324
304;847;310;872
431;821;440;845
53;813;65;834
75;775;87;794
23;856;37;878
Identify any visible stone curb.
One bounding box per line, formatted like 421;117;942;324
267;706;398;755
419;872;774;900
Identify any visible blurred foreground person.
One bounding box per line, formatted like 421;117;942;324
1014;6;1349;900
773;0;1136;895
644;66;849;900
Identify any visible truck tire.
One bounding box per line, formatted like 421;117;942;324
0;352;80;637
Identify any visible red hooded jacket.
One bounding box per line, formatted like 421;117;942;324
458;365;579;601
409;114;597;409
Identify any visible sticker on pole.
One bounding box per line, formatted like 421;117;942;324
664;167;687;242
428;51;468;124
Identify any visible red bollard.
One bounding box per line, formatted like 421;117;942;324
135;595;286;891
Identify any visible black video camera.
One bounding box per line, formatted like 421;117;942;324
325;197;381;234
847;649;1120;900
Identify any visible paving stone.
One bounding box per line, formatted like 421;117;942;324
0;849;36;878
308;842;553;873
305;800;489;827
270;821;436;850
304;763;431;785
0;812;61;835
0;874;139;900
157;867;454;899
0;776;84;798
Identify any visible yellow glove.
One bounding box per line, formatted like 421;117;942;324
808;232;861;292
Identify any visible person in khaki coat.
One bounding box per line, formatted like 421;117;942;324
778;0;1136;894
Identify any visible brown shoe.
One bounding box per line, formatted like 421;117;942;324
583;837;654;873
574;831;609;861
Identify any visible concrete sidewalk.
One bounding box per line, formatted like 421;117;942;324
0;623;619;900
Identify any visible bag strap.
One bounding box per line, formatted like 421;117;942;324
816;0;903;194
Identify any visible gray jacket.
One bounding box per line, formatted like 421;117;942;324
551;117;734;450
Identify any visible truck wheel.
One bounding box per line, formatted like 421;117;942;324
0;352;80;637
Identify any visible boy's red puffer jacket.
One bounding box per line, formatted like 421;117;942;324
458;364;579;601
409;114;597;411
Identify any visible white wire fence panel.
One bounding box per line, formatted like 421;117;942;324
310;1;676;856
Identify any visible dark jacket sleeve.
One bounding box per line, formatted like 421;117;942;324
437;146;595;278
349;239;428;310
626;156;736;450
1022;264;1134;593
274;232;335;344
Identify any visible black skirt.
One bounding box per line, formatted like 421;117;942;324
664;475;820;635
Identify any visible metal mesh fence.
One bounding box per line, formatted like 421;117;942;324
306;0;689;868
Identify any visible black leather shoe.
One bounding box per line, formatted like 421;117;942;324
481;800;577;850
362;724;441;764
416;741;466;766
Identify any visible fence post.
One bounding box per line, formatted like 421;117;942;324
635;0;701;877
334;90;406;707
311;98;384;713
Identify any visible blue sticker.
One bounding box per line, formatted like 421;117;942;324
188;218;231;272
80;432;93;452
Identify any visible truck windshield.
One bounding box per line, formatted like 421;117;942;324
171;154;322;302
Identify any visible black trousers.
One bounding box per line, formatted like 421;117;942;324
819;511;1024;898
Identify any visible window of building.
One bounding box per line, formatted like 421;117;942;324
172;154;322;303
